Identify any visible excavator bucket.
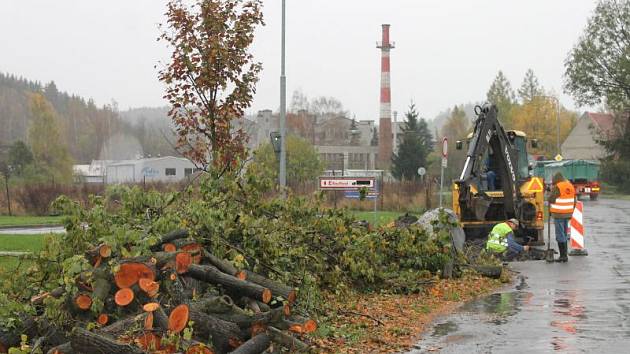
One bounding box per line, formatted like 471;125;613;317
472;194;492;221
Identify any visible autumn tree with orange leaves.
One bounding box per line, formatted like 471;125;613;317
159;0;264;169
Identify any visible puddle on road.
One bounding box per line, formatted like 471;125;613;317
431;321;458;337
461;291;529;318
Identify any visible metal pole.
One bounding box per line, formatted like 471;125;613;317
279;0;287;195
439;165;444;208
4;175;11;216
373;180;378;226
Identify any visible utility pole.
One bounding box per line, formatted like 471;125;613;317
279;0;287;195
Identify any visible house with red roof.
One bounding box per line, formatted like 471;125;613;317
561;112;615;160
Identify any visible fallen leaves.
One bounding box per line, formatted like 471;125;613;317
315;273;503;353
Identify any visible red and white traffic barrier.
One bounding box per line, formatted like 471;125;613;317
569;201;588;256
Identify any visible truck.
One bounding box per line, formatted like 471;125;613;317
452;104;546;244
538;159;601;200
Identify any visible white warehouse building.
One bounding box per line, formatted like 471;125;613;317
105;157;197;184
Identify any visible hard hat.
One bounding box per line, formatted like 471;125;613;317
507;218;520;228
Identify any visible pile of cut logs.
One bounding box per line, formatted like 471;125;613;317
0;230;314;354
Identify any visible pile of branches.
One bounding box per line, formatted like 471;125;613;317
0;230;313;354
0;169;456;353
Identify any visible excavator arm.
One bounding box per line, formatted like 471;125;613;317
456;104;522;221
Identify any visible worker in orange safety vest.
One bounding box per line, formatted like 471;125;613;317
548;172;576;262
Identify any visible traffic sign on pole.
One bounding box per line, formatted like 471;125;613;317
417;167;426;176
319;177;376;191
442;137;448;158
439;137;448;208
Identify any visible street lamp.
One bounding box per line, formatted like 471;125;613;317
270;132;281;161
279;0;287;195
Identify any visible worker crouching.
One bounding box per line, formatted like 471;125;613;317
549;172;576;262
486;218;530;261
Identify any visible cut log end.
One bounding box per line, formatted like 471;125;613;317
143;302;160;312
97;313;109;325
176;252;193;274
75;294;92;310
114;288;134;307
114;262;156;289
262;288;272;304
99;244;112;258
287;289;297;304
289;324;304;334
186;344;214;354
303;319;317;333
235;271;247;280
168;304;190;333
145;312;154;330
283;304;291;317
136;332;161;351
138;278;159;297
181;243;203;264
250;322;267;337
163;243;177;252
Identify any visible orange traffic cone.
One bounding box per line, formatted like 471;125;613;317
569;201;588;256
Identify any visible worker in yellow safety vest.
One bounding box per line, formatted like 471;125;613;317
486;218;531;261
548;172;576;262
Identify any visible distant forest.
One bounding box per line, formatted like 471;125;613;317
0;72;177;163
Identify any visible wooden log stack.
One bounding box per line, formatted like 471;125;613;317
1;229;314;354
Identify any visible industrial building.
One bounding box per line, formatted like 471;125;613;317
74;157;198;184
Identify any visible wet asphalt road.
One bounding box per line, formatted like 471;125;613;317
0;226;65;234
408;198;630;354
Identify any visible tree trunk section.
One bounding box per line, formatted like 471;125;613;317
0;316;37;351
153;307;169;332
100;313;147;337
186;264;271;303
69;327;144;354
213;307;285;329
239;271;296;303
149;229;189;251
188;309;244;354
191;295;240;314
267;327;309;352
229;333;271;354
46;342;74;354
203;251;238;276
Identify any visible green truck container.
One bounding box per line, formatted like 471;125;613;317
534;159;601;200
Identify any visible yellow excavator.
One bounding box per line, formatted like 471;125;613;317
452;104;546;245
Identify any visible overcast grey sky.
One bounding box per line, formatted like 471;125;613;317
0;0;597;120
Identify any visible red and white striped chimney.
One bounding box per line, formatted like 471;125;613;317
377;24;394;169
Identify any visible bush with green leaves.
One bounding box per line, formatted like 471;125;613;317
0;165;454;330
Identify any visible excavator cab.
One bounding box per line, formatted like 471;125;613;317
452;105;545;244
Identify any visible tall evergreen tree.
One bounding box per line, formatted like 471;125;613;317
518;69;544;103
487;71;516;126
392;104;433;181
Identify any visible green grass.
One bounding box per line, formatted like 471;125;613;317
599;183;630;200
0;234;48;252
352;211;402;226
0;215;65;227
0;233;50;271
